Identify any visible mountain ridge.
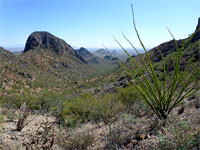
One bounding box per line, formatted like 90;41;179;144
148;17;199;63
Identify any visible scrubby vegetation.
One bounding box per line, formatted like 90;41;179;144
0;5;199;150
156;121;200;150
58;131;95;150
60;86;143;129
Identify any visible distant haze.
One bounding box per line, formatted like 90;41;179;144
4;45;146;54
3;46;24;52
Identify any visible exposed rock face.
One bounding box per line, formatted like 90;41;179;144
24;31;86;63
191;17;200;42
195;17;200;32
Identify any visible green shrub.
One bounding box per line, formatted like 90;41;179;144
117;86;150;117
1;110;18;121
90;93;124;135
61;92;124;132
105;113;140;150
62;93;97;125
117;85;142;108
58;131;95;150
104;125;134;150
90;94;123;122
2;95;22;109
119;113;139;124
156;120;200;150
62;115;78;128
1;89;65;114
29;90;64;112
6;112;18;121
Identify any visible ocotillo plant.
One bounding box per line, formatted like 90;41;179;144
112;5;200;121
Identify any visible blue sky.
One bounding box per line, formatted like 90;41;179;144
0;0;199;50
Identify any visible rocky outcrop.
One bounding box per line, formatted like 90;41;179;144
24;31;86;63
191;17;200;42
196;18;200;31
21;31;98;79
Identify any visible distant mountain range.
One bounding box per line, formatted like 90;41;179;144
3;47;24;55
76;47;119;73
76;47;118;64
93;49;109;57
4;45;136;62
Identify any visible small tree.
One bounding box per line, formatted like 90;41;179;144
112;5;200;121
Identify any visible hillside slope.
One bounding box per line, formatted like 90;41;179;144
22;31;97;80
0;32;101;99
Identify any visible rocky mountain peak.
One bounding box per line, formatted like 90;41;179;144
23;31;86;63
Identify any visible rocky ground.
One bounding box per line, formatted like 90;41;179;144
0;94;199;150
